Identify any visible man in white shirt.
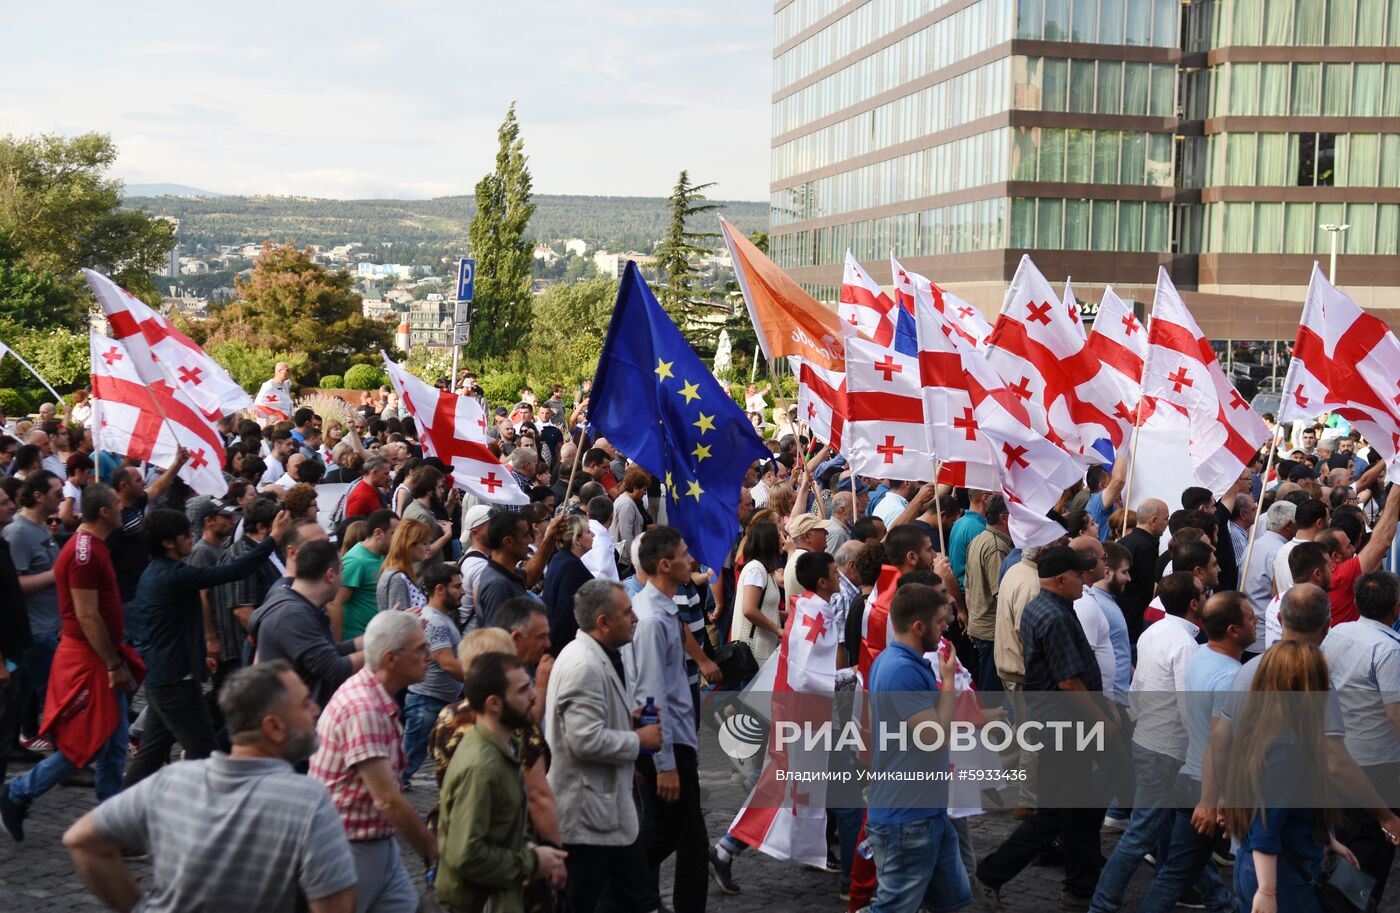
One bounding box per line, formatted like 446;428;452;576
1323;569;1400;897
1089;572;1206;913
1264;542;1332;649
260;431;297;490
255;362;294;425
1273;498;1328;593
1068;536;1113;695
274;453;307;491
457;504;492;632
581;495;619;581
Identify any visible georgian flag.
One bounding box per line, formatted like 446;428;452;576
839;252;898;347
985;255;1128;463
1141;268;1271;498
83;269;252;421
1085;286;1149;445
90;331;227;496
843;336;930;481
891;255;991;350
381;353;528;506
1279;265;1400;477
793;357;846;450
726;588;838;867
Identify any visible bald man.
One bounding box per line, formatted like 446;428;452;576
1119;499;1169;641
255;362;294;425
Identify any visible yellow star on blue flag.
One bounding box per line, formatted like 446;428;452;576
589;262;769;572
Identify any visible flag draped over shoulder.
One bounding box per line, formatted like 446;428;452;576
589;262;770;573
83;269;251;420
381;354;528;506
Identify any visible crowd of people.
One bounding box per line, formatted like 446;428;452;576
0;362;1397;913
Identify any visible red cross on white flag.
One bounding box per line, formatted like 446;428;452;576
381;352;528;505
83;269;252;421
89;331;227;496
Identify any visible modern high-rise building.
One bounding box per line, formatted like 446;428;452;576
769;0;1400;341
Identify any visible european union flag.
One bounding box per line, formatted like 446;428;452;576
590;262;770;573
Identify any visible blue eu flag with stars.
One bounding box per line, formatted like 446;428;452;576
589;262;770;573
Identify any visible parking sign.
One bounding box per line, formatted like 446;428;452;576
455;258;475;302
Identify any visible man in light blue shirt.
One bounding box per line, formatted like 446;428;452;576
628;526;707;913
1322;570;1400;898
1085;457;1126;542
1131;591;1255;913
947;489;988;588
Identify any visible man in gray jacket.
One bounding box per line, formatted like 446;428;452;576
546;578;662;913
249;540;364;709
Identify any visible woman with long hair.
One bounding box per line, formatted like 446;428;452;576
376;518;434;614
732;520;784;665
1223;641;1357;912
390;457;422;516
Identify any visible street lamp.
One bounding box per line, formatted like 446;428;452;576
1320;223;1350;284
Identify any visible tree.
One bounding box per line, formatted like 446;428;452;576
0;133;174;320
205;341;308;393
184;242;395;380
0;230;68;329
653;170;720;319
529;278;618;385
467;103;535;358
747;229;769;255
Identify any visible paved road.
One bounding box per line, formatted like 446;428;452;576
4;751;1398;912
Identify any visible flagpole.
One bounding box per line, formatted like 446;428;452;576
563;426;587;511
1239;440;1279;590
4;344;66;407
935;459;946;551
1120;397;1146;539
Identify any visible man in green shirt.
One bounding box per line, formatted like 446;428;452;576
436;652;567;913
328;509;396;640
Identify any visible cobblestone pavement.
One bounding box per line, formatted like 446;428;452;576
4;749;1398;912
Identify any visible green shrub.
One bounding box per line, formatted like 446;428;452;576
343;364;385;390
318;375;344;389
0;389;31;417
477;371;527;410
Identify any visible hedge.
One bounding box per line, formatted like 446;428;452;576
343;364;386;390
318;375;344;389
0;389;31;418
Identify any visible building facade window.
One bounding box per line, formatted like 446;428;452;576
1008;198;1171;252
1015;0;1178;46
1203;201;1400;255
771;197;1008;269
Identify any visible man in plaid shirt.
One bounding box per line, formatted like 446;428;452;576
310;610;436;913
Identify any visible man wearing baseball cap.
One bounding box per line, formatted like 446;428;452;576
975;544;1116;911
457;504;493;631
783;514;835;610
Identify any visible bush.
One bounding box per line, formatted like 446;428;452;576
343;364;386;390
477;371;527;410
205;341;308;393
0;389;31;417
318;375;343;389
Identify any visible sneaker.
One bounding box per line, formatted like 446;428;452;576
120;848;149;861
838;888;851;901
972;875;1002;912
1143;852;1157;867
1176;885;1206;909
1101;814;1127;833
18;735;52;753
0;788;27;842
823;849;841;873
708;845;740;895
1212;844;1235;867
1060;891;1091;911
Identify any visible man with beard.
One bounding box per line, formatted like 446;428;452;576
62;661;357;913
436;652;569;912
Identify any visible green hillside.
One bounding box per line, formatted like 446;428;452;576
124;193;769;253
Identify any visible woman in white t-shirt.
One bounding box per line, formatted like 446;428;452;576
744;382;771;416
731;520;784;666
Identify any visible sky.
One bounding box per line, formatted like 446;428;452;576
2;1;773;201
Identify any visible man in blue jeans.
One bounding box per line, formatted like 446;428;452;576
400;562;465;785
866;581;965;913
2;485;133;842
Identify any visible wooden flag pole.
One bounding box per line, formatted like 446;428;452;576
563;426;588;510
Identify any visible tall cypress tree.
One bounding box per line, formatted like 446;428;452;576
467;103;535;357
654;170;719;320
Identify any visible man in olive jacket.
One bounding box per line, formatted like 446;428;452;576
436;653;566;913
545;579;663;912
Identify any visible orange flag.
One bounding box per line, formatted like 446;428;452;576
719;217;848;373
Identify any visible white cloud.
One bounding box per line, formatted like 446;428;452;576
0;0;773;200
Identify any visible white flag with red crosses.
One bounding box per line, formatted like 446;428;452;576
381;353;528;506
90;331;227;496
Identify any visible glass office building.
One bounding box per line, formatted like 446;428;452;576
770;0;1400;324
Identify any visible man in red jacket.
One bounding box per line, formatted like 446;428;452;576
2;484;139;842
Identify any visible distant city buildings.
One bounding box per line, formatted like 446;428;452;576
355;262;417;279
